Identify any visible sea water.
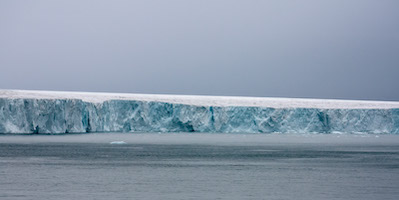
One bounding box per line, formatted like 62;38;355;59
0;133;399;200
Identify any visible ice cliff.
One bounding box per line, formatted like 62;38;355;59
1;90;399;134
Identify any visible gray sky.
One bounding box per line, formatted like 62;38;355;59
1;0;398;101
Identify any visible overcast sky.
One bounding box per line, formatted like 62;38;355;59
1;0;398;101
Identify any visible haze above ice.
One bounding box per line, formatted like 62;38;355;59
1;0;398;101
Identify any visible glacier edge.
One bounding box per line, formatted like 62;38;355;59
1;95;399;134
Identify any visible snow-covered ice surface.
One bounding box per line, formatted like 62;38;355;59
1;90;399;134
2;89;399;109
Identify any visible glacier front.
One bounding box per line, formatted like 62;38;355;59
1;90;399;134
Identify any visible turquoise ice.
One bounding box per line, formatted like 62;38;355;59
0;90;398;134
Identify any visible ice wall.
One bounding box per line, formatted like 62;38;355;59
1;97;398;134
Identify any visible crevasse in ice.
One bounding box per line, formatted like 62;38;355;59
1;97;398;134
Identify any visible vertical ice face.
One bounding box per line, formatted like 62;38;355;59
0;90;398;134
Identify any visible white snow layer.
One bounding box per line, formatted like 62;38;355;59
1;89;399;109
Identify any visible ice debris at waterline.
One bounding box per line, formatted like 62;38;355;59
0;90;399;134
110;141;127;145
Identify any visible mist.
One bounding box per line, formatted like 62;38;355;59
1;0;398;100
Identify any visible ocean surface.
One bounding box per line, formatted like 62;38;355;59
1;133;399;200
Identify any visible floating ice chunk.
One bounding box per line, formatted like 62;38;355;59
110;141;127;145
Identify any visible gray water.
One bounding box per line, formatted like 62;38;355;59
1;133;399;200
